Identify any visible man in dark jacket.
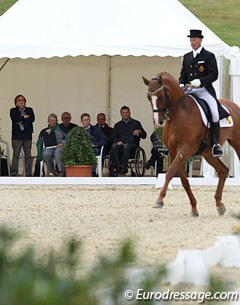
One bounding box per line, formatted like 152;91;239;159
95;113;113;155
179;29;223;157
10;94;35;176
111;106;147;174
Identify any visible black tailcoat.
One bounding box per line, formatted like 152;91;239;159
179;47;218;99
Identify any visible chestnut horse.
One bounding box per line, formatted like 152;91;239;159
143;72;240;216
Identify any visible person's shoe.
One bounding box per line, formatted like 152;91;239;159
212;144;223;157
58;171;65;177
109;170;117;177
48;171;58;177
11;173;19;177
120;167;128;174
115;166;121;173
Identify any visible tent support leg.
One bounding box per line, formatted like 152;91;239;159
0;58;10;72
107;55;112;125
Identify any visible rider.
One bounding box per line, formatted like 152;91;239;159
179;29;223;157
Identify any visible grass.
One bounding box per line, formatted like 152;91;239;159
0;0;17;16
180;0;240;46
0;0;240;46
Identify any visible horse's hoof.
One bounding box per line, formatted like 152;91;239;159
217;204;226;216
191;211;199;217
153;201;164;208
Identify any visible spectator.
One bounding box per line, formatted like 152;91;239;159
111;106;147;175
145;129;165;176
59;112;77;137
95;113;113;155
36;113;66;177
80;113;107;176
10;94;35;177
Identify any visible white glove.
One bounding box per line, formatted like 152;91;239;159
190;79;201;88
179;84;184;88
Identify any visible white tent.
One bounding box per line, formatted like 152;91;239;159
0;0;235;58
0;0;239;176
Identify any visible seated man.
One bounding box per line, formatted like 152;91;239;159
36;113;66;177
95;113;113;155
111;106;147;175
59;112;77;137
80;113;107;176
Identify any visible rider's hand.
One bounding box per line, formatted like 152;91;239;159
190;79;201;88
179;84;184;89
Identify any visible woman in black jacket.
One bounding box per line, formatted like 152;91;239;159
10;94;35;176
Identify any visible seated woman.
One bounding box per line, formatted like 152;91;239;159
36;113;66;177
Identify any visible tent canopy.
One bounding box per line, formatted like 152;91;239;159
0;0;233;59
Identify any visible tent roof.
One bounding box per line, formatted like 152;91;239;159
0;0;235;59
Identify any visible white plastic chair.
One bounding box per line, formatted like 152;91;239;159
39;144;58;177
96;146;104;177
0;139;11;176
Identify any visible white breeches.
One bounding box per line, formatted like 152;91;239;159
191;87;219;122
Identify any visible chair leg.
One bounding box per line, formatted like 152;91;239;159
97;156;103;177
40;161;44;177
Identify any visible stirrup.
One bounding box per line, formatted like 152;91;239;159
159;148;169;157
212;144;223;157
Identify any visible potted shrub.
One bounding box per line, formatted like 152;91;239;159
61;126;97;177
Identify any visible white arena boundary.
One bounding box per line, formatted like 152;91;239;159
0;176;240;186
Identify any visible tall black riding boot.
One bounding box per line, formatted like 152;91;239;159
211;121;223;157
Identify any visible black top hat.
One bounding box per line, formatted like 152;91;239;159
187;29;204;38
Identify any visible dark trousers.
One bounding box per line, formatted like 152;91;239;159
11;139;32;176
111;143;137;170
148;148;163;175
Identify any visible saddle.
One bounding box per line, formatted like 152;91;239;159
189;94;232;128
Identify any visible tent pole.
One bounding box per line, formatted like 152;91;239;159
0;58;10;72
107;56;112;125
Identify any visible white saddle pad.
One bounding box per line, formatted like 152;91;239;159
190;96;233;128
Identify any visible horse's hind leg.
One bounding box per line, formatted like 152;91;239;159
203;155;229;215
178;164;198;217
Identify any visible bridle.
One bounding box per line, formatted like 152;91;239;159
148;83;170;115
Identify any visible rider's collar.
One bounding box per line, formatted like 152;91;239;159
193;45;203;58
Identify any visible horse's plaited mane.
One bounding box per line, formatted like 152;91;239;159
153;72;178;84
157;72;175;79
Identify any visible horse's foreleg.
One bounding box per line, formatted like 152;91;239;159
203;155;229;215
177;164;198;216
155;152;186;208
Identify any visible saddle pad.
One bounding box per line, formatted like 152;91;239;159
190;96;233;128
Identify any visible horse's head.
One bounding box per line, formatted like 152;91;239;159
142;72;183;127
